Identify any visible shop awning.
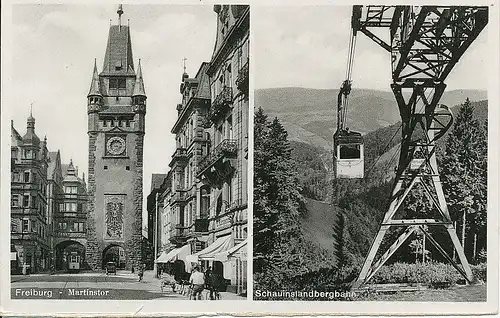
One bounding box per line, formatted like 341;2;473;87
185;235;232;263
155;244;190;263
214;238;247;262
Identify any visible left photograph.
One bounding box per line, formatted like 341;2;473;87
9;4;249;300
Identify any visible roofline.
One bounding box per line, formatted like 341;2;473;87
207;6;249;76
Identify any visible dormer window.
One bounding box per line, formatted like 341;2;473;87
115;60;123;71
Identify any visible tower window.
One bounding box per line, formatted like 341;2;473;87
109;78;126;89
104;165;108;170
126;166;130;171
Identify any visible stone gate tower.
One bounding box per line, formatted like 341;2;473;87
86;5;145;270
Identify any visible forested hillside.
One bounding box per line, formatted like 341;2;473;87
254;98;488;296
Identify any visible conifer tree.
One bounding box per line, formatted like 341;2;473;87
253;108;308;284
441;98;487;260
253;107;274;273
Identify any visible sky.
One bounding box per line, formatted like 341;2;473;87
253;6;489;91
6;4;490;228
9;4;217;227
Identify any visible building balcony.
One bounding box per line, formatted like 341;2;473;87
169;224;190;244
194;218;209;233
236;60;249;94
213;212;232;232
197;139;238;177
169;148;188;168
171;190;187;204
208;86;233;122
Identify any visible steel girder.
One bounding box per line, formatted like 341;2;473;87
351;5;487;287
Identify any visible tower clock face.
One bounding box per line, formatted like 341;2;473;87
106;136;126;156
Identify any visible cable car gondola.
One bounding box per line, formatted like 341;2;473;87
333;24;364;179
333;79;364;179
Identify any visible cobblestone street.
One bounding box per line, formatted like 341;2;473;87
11;270;246;300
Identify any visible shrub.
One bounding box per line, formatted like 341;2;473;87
471;263;487;282
371;262;462;285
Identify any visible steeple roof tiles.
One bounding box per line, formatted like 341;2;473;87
88;59;102;96
132;59;146;97
102;25;135;76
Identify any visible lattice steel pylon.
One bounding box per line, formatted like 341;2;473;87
351;5;488;287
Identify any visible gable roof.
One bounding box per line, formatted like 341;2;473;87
151;173;167;192
47;151;61;180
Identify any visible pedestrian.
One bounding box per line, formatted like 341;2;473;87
138;264;144;282
210;271;223;300
205;266;215;300
189;265;205;300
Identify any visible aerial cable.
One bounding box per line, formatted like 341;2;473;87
342;29;357;129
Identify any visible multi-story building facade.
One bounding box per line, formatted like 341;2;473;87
154;5;249;295
11;114;50;274
198;4;249;295
146;173;168;269
11;121;88;274
46;150;64;269
53;161;88;270
169;63;212;250
86;6;146;270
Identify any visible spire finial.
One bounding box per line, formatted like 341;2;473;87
30;102;33;117
183;57;187;74
117;4;123;28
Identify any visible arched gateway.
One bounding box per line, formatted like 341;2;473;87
54;239;86;271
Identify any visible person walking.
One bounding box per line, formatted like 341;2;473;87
210;270;223;300
138;263;145;282
205;266;216;300
189;266;205;300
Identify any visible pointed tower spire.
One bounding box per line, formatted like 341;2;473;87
133;59;146;96
67;158;76;174
27;104;35;129
182;57;188;81
88;59;102;96
103;6;134;75
117;4;123;30
23;106;40;146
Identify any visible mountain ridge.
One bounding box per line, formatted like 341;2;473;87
256;87;487;150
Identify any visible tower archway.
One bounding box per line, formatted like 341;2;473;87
54;240;86;271
102;244;125;269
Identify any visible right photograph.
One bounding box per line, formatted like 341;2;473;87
253;5;489;301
